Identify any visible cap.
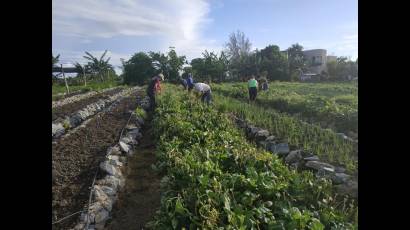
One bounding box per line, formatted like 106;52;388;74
158;73;165;81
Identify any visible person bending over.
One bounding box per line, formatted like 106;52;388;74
193;82;212;104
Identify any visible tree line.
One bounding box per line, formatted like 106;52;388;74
53;30;358;87
120;31;358;85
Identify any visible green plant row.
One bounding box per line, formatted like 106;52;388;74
211;91;357;173
254;82;358;99
148;88;357;229
211;83;357;135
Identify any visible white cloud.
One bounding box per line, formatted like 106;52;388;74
53;0;220;60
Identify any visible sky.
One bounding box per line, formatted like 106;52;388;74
52;0;358;74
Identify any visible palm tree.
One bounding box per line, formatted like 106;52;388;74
52;54;60;67
74;62;88;86
83;50;113;82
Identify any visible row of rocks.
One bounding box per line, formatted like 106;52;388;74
52;86;122;109
236;117;358;199
71;95;150;230
52;87;139;139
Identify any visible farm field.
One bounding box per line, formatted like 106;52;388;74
52;1;358;228
52;81;358;230
212;82;358;139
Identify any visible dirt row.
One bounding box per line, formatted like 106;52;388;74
52;92;140;230
104;114;161;230
52;87;124;122
53;89;91;102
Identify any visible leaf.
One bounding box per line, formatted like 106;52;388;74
308;218;325;230
172;218;178;229
224;194;231;211
175;199;185;215
198;175;209;185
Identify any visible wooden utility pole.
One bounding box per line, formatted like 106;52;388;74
83;66;87;87
61;64;70;94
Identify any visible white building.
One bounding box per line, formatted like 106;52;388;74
302;49;328;74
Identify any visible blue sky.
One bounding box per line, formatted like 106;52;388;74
53;0;357;73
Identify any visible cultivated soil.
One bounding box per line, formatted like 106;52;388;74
52;87;124;122
52;93;138;230
104;114;161;230
53;89;88;101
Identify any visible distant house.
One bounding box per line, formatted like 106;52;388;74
281;48;354;81
327;55;337;63
303;49;328;74
281;49;337;75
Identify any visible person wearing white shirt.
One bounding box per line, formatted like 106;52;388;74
193;82;212;104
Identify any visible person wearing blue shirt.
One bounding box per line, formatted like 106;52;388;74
180;77;188;90
187;73;194;92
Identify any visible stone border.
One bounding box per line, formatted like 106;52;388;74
52;86;123;109
52;87;139;139
70;95;151;230
234;116;357;199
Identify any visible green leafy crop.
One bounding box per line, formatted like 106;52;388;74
147;86;357;229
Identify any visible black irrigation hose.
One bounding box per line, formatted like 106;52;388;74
118;111;134;143
52;210;85;225
84;115;103;230
84;166;100;230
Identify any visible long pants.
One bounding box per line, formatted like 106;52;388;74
181;82;187;90
262;83;268;91
188;85;194;92
147;92;155;111
201;90;212;104
249;87;257;101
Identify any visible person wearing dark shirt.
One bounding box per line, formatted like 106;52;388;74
180;78;188;90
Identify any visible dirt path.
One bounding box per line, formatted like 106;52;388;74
104;114;161;230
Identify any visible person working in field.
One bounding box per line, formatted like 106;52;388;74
187;73;194;92
193;82;212;104
248;76;258;102
146;73;164;111
154;75;162;93
180;77;188;90
262;79;269;91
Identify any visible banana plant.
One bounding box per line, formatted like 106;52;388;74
83;50;113;82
